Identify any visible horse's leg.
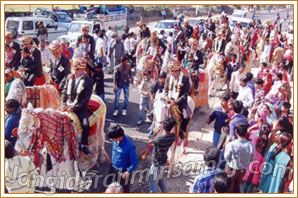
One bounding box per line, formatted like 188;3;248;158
64;141;75;177
97;103;110;164
49;155;59;193
209;72;216;96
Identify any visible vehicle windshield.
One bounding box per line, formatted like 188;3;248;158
6;20;19;31
231;20;248;28
188;20;198;27
57;13;72;23
155;22;176;29
69;23;92;32
232;13;245;18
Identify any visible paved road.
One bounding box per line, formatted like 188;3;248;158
254;8;293;32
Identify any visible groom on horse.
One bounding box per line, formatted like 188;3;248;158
164;61;191;140
61;58;94;155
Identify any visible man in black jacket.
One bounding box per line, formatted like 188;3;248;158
61;59;94;155
183;20;194;39
164;60;191;139
76;25;95;62
49;43;70;92
5;32;21;70
185;40;203;95
21;36;43;79
141;24;151;39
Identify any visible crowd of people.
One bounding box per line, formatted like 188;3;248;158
4;8;293;194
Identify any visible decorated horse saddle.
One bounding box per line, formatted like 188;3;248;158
64;94;104;133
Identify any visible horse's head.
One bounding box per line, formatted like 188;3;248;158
215;54;224;65
153;93;168;129
15;103;40;155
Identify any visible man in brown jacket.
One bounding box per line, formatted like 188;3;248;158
272;43;285;65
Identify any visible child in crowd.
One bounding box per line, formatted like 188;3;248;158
21;48;35;86
206;93;229;147
137;70;154;125
79;35;91;59
92;62;105;102
5;44;15;68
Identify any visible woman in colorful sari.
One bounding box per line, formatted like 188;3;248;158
261;103;277;126
258;132;292;193
243;122;271;193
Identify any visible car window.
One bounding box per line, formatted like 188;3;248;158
6;20;19;30
155;22;175;29
93;24;100;33
57;13;72;23
46;20;56;28
69;23;92;32
23;21;33;30
232;13;244;18
189;20;198;27
51;13;59;22
231;20;237;27
241;22;248;28
35;21;39;29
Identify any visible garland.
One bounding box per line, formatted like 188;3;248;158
150;37;160;54
168;72;184;100
214;38;223;53
66;74;85;107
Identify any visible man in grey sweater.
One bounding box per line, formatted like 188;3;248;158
111;34;125;67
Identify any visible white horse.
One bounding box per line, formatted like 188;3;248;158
15;95;108;192
206;53;225;97
134;55;160;86
135;38;150;66
152;92;195;166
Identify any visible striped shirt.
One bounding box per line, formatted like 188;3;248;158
192;167;222;193
152;133;175;166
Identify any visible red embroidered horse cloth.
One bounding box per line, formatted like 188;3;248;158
37;110;76;162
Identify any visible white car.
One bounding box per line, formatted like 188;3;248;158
5;17;68;43
229;17;252;30
231;9;247;18
287;20;293;43
187;18;205;28
153;20;179;36
33;8;72;30
57;20;101;44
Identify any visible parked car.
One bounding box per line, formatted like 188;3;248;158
5;17;68;43
287;20;293;42
229;17;252;30
288;20;293;34
57;20;101;44
153;20;179;36
187;18;205;27
231;9;247;18
33;8;72;30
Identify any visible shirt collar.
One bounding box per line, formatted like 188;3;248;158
75;73;85;82
118;135;127;146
